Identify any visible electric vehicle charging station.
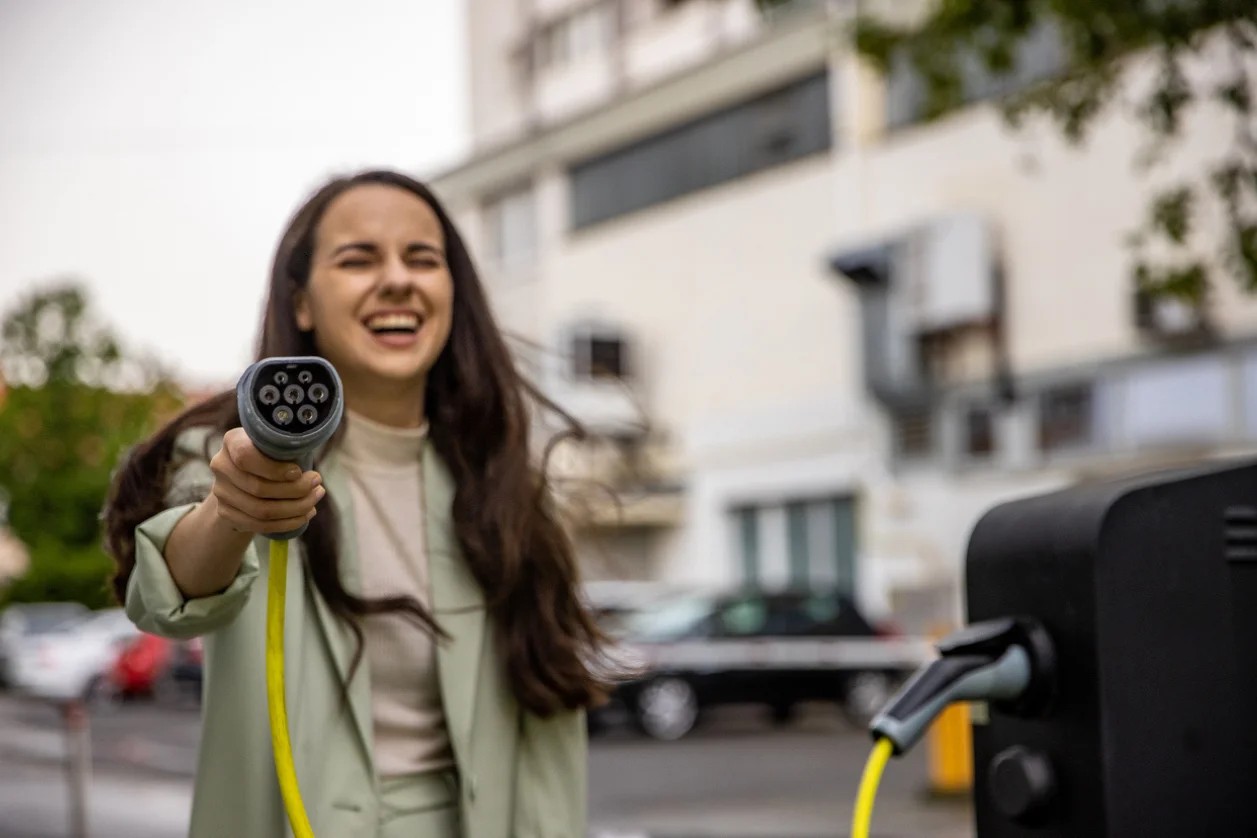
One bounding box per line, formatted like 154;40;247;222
964;456;1257;835
865;457;1257;837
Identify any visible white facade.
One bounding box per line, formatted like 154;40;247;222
433;0;1244;626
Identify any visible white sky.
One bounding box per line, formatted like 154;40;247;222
0;0;470;389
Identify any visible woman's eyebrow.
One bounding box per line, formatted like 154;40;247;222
329;241;445;258
405;242;446;257
330;241;377;258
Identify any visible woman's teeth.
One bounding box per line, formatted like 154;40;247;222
365;313;420;333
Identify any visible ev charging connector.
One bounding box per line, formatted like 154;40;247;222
235;355;344;838
236;356;344;539
852;617;1055;838
870;616;1056;756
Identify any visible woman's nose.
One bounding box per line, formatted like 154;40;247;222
378;258;415;294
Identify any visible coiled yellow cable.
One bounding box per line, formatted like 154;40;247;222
852;737;894;838
267;539;315;838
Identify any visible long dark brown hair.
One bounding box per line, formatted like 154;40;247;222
103;170;609;715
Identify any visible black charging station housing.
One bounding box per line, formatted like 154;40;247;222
965;457;1257;837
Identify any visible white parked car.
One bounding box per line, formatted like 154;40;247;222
7;607;139;702
0;602;90;686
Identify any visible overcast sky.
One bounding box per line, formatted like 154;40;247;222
0;0;469;388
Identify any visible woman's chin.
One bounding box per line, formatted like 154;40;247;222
359;359;431;388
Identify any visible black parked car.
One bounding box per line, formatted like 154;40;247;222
595;590;916;740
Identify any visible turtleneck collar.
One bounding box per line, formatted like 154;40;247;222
338;408;428;471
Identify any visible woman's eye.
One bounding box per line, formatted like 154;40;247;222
409;258;441;270
338;259;371;269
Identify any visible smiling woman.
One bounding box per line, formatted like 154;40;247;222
100;170;608;838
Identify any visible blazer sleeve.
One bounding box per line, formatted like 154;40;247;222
512;707;588;838
124;427;261;640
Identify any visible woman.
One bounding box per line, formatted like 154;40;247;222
103;170;608;838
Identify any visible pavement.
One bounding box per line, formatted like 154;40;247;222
0;693;974;837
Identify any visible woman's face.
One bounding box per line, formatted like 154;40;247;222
295;184;455;409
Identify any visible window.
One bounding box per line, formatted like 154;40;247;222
569;71;832;228
886;23;1065;129
965;404;996;458
571;330;629;380
482;184;537;270
1124;356;1229;447
718;598;768;636
533;3;616;71
893;408;934;459
732;496;856;594
1039;383;1094;452
621;595;715;641
736;507;759;589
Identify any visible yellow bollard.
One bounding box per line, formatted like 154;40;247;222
926;700;973;796
925;624;973;796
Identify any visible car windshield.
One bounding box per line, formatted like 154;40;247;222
619;596;715;642
3;605;88;636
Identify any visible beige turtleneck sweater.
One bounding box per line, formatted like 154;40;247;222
338;409;453;778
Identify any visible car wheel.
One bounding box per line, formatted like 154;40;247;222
769;702;797;726
634;677;699;741
843;671;894;727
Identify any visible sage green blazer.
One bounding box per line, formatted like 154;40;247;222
124;428;587;838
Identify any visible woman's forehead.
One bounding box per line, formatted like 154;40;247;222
318;184;443;245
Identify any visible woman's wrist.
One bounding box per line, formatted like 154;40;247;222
167;494;253;598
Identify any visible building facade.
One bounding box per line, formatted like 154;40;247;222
431;0;1247;625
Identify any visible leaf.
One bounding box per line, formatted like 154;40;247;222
1212;161;1244;209
1231;221;1257;291
1138;49;1193;138
1218;77;1253;113
1149;186;1195;244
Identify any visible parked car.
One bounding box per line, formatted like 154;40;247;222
597;590;921;740
110;633;202;705
0;602;90;687
7;608;140;702
110;632;173;698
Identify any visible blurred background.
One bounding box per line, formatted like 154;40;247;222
0;0;1250;836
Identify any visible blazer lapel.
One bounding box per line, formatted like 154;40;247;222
424;443;486;776
304;448;375;771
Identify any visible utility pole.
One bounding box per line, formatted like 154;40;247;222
62;699;91;838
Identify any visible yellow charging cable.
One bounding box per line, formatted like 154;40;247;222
267;539;315;838
852;737;894;838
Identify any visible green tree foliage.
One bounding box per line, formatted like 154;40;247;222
0;283;182;608
846;0;1257;311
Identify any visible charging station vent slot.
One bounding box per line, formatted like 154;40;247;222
1224;505;1257;562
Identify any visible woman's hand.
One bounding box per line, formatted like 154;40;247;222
207;427;325;535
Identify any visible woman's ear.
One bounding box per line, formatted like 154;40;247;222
292;285;314;332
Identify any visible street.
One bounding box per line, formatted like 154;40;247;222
0;694;973;837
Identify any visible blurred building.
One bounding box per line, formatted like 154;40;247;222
432;0;1247;624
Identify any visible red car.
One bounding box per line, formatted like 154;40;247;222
110;633;172;697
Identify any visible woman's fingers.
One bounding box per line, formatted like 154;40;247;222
214;496;319;535
214;479;325;523
208;427;325;535
222;428;302;482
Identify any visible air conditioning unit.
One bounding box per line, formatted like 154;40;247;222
901;213;996;333
827;213;997;407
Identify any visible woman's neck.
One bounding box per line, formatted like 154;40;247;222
343;381;427;429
